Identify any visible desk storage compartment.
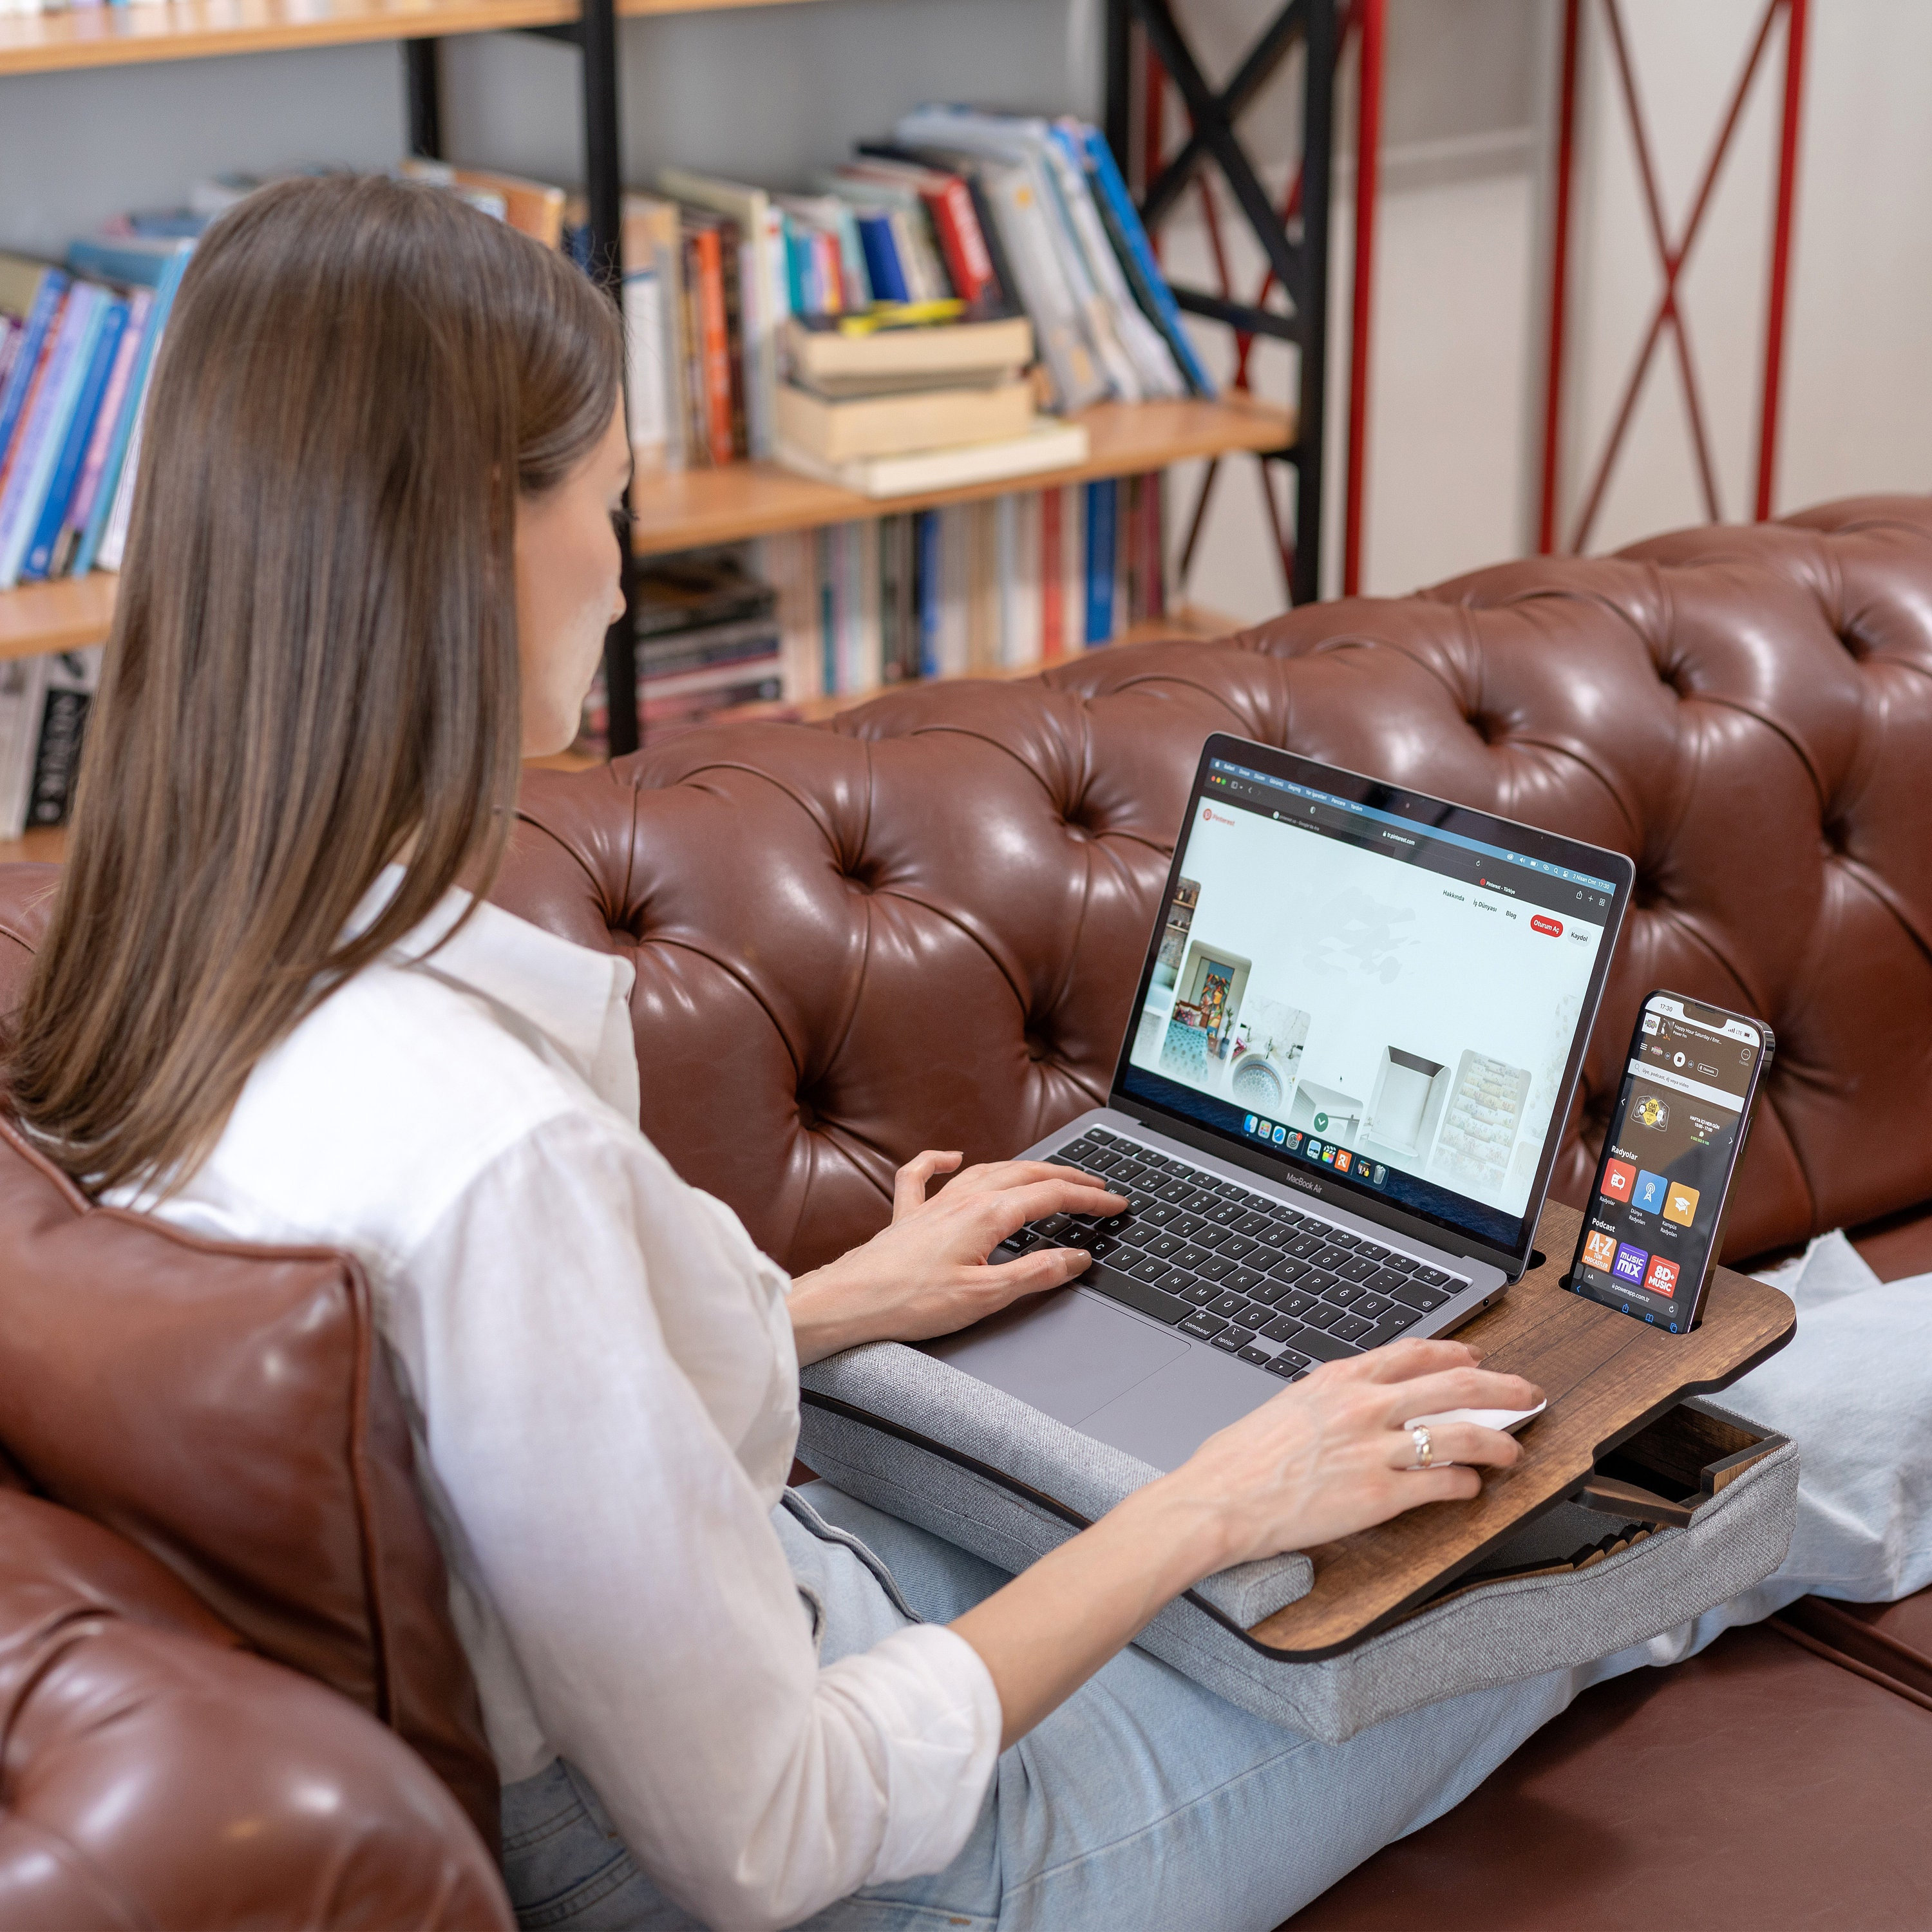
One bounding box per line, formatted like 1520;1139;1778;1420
799;1346;1799;1747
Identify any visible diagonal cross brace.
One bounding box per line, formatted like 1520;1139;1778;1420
1141;0;1306;229
1129;0;1307;310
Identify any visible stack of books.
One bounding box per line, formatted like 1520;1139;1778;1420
773;309;1087;498
603;111;1215;487
579;553;782;751
0;236;194;594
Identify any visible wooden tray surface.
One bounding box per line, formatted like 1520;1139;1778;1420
1242;1200;1795;1658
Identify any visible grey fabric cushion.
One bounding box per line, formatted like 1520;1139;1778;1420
800;1342;1313;1626
799;1348;1801;1744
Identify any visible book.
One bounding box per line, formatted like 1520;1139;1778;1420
639;617;782;681
774;377;1034;463
0;282;106;591
1084;476;1117;645
774;416;1089;500
400;160;566;247
0;259;69;480
661;167;786;459
63;234;194;576
784;312;1032;390
1039;484;1064;658
842;155;1004;312
635;551;775;637
20;291;128;582
611;192;685;472
681;216;735;465
893;110;1115;411
53;287;151;576
1076;124;1217;398
0;654;46;843
965;498;998;670
21;647;102;831
936;506;970;676
915;508;943;679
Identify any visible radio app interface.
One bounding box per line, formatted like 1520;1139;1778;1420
1574;1005;1759;1330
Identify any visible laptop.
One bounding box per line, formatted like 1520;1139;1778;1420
931;733;1636;1472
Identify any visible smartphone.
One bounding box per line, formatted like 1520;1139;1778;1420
1567;991;1774;1332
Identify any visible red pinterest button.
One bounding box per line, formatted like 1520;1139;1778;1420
1531;914;1564;936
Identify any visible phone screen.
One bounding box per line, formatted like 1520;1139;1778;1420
1571;995;1767;1331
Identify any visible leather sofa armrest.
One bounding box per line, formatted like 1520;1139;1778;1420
0;1491;513;1931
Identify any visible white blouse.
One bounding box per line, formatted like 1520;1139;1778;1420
122;873;1002;1932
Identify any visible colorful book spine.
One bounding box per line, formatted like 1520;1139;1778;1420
916;509;943;679
854;210;910;304
1084;477;1116;647
1079;126;1217;399
21;295;127;581
69;238;193;576
1039;486;1064;658
921;176;999;309
0;271;70;480
0;284;103;590
57;288;150;573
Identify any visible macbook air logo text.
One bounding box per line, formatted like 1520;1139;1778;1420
1283;1172;1319;1195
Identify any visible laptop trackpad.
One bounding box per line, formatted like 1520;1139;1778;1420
924;1291;1188;1428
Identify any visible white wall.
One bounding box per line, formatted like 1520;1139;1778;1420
3;0;1926;626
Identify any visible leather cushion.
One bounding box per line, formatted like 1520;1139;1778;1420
0;1108;497;1848
0;1489;511;1929
1286;1620;1932;1929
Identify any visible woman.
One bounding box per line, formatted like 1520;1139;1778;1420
8;177;1919;1932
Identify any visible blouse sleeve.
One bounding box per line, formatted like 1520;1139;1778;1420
399;1109;1003;1932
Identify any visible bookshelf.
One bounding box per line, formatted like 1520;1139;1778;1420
0;0;826;78
632;397;1293;555
0;401;1289;662
1;0;1336;762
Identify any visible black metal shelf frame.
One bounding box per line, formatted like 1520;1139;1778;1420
404;6;639;755
1103;0;1335;607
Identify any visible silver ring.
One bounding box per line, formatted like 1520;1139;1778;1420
1410;1425;1434;1469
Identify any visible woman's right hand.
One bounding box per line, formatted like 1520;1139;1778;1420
1149;1338;1542;1571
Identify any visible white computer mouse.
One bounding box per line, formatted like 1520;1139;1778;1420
1403;1399;1548;1434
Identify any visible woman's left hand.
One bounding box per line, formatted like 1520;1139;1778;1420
786;1151;1125;1366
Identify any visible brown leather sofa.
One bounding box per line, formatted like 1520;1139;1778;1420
4;493;1931;1926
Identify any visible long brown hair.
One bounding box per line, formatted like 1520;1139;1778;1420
6;173;621;1196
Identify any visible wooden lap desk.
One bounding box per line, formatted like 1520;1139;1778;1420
1245;1200;1797;1658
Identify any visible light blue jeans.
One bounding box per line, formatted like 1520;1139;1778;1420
502;1236;1932;1932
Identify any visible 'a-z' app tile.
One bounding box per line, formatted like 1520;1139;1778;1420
1612;1242;1649;1285
1582;1229;1618;1272
1601;1159;1636;1203
1633;1170;1668;1214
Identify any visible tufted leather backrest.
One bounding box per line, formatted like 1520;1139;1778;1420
495;496;1932;1271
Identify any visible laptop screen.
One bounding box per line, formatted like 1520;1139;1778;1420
1112;740;1632;1264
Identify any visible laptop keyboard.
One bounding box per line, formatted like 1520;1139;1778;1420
989;1129;1470;1382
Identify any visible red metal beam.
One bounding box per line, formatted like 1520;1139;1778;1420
1756;0;1808;521
1537;0;1581;554
1342;0;1384;595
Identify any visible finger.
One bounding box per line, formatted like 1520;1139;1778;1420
979;1177;1128;1236
1378;1365;1544;1428
940;1159;1104;1200
979;1245;1092;1299
893;1151;961;1222
1385;1422;1522;1471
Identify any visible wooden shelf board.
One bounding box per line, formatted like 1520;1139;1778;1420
674;606;1239;732
0;0;582;75
630;397;1295;556
0;824;70;868
0;574;116;663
